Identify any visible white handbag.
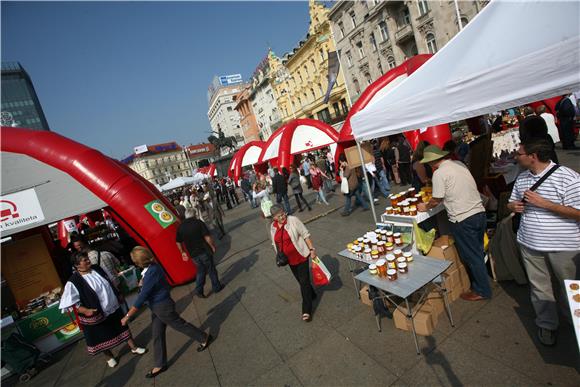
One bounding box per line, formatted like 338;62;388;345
340;171;349;194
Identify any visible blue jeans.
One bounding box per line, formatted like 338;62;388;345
276;193;292;214
449;212;492;298
344;186;369;213
192;252;222;295
377;170;391;197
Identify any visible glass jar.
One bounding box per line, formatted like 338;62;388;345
386;231;394;244
393;233;402;245
377;241;385;255
403;252;413;262
369;264;378;275
363;248;372;260
387;269;398;281
386;254;396;269
394;249;403;259
376;259;387;277
397;262;408;273
371;251;379;261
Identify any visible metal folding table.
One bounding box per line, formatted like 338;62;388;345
355;255;455;354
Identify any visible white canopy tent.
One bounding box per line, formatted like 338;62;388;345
241;144;264;167
160;176;195;192
351;0;580;140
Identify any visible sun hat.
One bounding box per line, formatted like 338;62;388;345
420;145;449;164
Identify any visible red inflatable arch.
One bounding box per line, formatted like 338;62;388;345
259;119;338;169
228;141;267;182
1;127;196;285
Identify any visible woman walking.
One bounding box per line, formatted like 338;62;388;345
288;165;311;212
269;205;318;322
59;252;147;368
309;164;330;205
121;247;213;378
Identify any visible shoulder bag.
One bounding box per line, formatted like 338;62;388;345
275;227;289;267
512;165;559;233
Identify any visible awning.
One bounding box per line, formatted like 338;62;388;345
160;176;195;191
351;0;580;140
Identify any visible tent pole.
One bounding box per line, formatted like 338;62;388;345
355;140;378;224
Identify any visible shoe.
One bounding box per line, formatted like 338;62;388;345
537;327;557;346
131;347;147;355
340;211;350;216
302;313;312;322
145;366;167;378
196;292;207;299
298;208;304;212
373;198;379;203
197;334;213;352
107;358;118;368
307;207;312;211
460;291;487;301
362;207;370;212
214;284;224;294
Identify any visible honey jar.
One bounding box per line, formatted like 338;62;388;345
397;262;408;273
407;187;416;198
403;252;413;262
379;229;387;240
371;250;379;260
363;248;372;260
386;254;396;269
376;259;387;277
397;257;406;266
393;233;402;245
369;264;378;275
386;231;394;244
394;249;403;259
390;194;398;208
362;238;370;248
377;241;385;255
387;269;398;281
385;242;394;252
357;237;364;245
409;206;417;216
385;207;394;215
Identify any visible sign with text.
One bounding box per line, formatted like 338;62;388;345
0;188;45;232
134;144;148;154
219;74;243;86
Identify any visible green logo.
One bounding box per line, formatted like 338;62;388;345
144;200;176;229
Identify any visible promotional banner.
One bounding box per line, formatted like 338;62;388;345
323;51;340;103
144;200;176;229
0;188;45;233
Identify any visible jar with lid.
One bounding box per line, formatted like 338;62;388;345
397;262;408;273
393;233;402;245
403;252;413;262
386;231;394;243
369;264;378;275
371;250;379;261
376;259;387;277
386;254;396;269
387;269;398;281
363;248;372;260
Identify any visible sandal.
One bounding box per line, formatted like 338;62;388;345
145;366;167;378
197;334;213;352
302;313;312;322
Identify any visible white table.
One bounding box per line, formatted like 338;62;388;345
355;255;455;354
564;280;580;353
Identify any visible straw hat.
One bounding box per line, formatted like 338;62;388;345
420;145;449;164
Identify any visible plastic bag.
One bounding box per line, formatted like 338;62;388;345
311;256;332;287
413;221;436;255
261;198;273;217
340;171;349;194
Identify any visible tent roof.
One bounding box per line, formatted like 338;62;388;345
351;0;580;140
160;176;195;191
259;129;284;163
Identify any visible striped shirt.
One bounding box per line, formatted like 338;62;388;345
509;162;580;251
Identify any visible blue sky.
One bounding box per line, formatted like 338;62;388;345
1;1;319;159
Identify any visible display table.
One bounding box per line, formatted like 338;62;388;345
355;255;454;354
564;280;580;353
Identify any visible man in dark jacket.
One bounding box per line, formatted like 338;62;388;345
272;168;292;214
240;176;256;208
555;94;577;150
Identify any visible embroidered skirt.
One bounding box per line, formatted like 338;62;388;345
82;308;131;355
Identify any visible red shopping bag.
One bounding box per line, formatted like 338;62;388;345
311;256;332;287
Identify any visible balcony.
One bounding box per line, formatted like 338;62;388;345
395;24;414;44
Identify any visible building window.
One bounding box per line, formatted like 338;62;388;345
310;88;316;101
353;78;361;94
346;51;353;67
310;58;315;70
332;102;340;116
426;33;438;53
402;7;411;25
350;12;356;28
318;83;324;95
357;42;364;59
460;16;469;28
378;61;384;75
341;99;349;114
369;33;378;52
227;106;232;111
418;0;429;16
303;65;308;75
379;21;389;42
319;48;325;61
365;73;372;85
299;72;303;82
317;108;331;123
338;21;345;38
387;56;396;69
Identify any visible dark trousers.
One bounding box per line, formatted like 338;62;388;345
276;192;292;213
150;300;206;368
289;260;315;315
192;252;222;295
398;162;412;185
305;174;312;189
560;120;576;148
294;193;311;210
449;212;492;298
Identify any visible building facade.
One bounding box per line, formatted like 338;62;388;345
329;0;485;102
268;0;350;127
234;85;261;142
207;76;246;144
122;142;193;186
249;52;282;141
1;62;51;130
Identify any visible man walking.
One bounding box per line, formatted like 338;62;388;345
507;138;580;346
240;175;256;208
417;145;492;301
555;93;578;150
176;209;223;297
272;168;292;214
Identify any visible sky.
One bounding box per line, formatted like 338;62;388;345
1;1;320;159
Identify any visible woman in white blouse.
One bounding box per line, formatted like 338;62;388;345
59;251;146;368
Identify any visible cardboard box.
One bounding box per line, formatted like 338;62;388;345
427;235;461;267
344;143;374;168
425;290;445;318
393;303;435;336
458;264;471;293
359;285;372;307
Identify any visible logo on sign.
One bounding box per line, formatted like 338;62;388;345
0;189;45;232
305;141;313;147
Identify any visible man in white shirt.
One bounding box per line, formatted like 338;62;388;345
507;138;580;346
535;105;560;144
417;145;491;302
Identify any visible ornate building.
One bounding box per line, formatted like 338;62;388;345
329;0;486;102
249;51;282;141
207;77;246;144
233;85;261;142
268;0;350;127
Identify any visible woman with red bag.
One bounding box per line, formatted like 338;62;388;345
309;164;330;205
269;204;318;322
